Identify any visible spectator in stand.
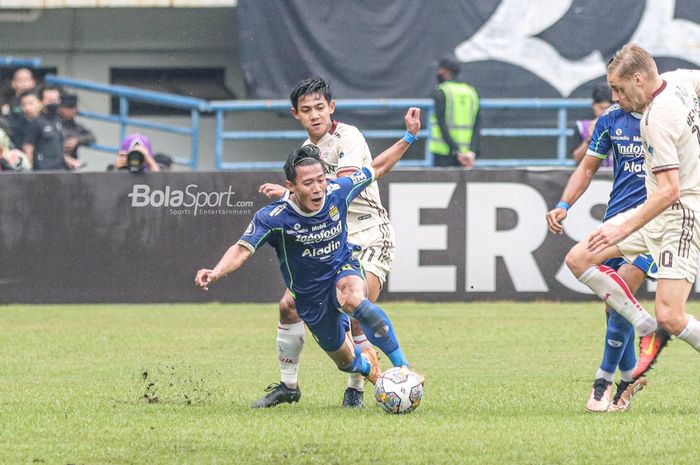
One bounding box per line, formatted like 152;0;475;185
0;126;29;171
58;93;96;161
571;84;614;164
108;133;160;172
3;68;37;148
23;86;80;171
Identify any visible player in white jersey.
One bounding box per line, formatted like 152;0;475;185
565;44;700;388
253;77;402;408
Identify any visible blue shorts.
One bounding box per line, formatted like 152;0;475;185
294;261;364;352
604;253;657;280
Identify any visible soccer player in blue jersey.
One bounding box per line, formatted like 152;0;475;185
547;101;655;412
195;108;422;396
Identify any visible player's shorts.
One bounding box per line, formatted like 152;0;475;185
603;254;657;280
348;222;395;287
294;260;364;352
609;204;700;282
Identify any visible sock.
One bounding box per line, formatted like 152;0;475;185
348;335;372;390
615;311;637;373
620;369;635;383
579;265;657;336
338;346;370;375
351;299;410;367
594;368;614;383
678;315;700;352
277;321;305;388
599;308;636;374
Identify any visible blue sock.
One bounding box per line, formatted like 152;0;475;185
352;299;408;366
339;346;370;375
616;312;637;372
600;308;635;373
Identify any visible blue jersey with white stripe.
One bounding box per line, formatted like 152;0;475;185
587;104;646;220
238;167;375;301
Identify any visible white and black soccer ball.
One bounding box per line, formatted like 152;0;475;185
374;366;423;414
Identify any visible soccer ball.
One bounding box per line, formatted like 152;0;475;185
374;366;423;414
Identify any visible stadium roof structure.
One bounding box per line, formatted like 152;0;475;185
0;0;236;7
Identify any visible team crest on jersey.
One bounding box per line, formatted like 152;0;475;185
294;223;301;230
329;205;340;221
244;222;255;236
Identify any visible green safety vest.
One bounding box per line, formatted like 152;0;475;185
429;81;479;156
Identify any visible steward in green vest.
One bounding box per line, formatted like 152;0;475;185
429;58;480;168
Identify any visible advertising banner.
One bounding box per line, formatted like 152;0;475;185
2;169;683;303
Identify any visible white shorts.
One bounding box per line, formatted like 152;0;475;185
611;204;700;282
348;222;395;287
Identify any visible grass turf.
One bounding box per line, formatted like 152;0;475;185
1;302;698;464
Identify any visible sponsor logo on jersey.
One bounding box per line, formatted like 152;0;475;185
338;151;345;159
617;143;644;156
294;223;301;230
295;222;342;244
244;222;255;236
622;160;646;173
269;204;287;217
327;183;341;193
329;205;340;221
301;240;340;258
350;169;369;185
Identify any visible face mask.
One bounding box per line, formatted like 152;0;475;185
45;103;59;116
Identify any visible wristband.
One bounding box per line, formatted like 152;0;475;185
556;200;570;210
402;131;418;144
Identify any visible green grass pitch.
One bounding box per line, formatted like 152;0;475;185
2;302;698;464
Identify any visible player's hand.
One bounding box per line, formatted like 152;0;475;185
457;151;475;168
404;107;421;135
194;269;220;291
259;183;287;199
587;223;628;254
546;208;568;234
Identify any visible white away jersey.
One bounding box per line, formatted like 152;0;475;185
642;69;700;210
303;121;390;233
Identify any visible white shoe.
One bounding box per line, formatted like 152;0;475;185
585;378;612;413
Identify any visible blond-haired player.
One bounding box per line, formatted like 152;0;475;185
566;44;700;388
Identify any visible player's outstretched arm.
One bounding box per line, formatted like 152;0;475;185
194;244;253;291
546;155;602;234
371;107;421;180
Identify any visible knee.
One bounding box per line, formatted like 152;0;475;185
279;294;301;324
337;287;366;312
565;243;590;278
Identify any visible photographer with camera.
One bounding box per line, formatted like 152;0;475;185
109;133;160;172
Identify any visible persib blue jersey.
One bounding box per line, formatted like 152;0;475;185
237;167;375;302
587;103;646;220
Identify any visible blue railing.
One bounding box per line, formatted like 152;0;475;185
44;75;209;170
0;56;42;68
210;98;591;170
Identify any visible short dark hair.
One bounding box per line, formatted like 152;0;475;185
591;83;612;104
438;57;460;75
39;85;62;100
290;76;332;109
19;89;39;101
284;144;323;182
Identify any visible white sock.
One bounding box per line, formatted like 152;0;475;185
579;265;658;336
620;370;635;383
277;321;305;388
594;369;614;382
678;315;700;352
347;335;372;391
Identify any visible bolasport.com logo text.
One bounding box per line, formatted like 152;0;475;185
127;184;254;216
